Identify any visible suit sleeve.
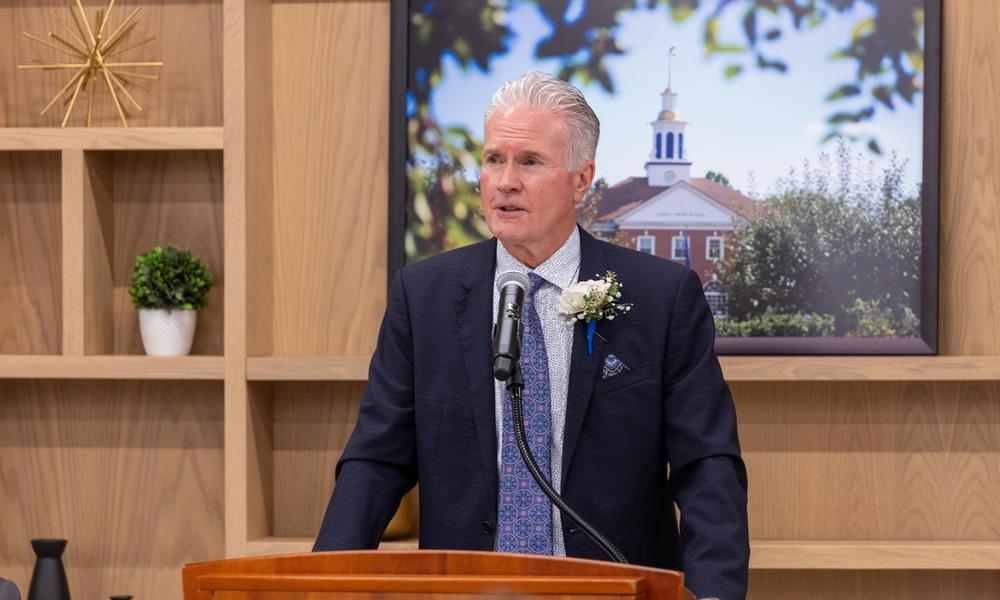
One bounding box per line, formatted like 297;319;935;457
663;268;749;600
313;269;418;551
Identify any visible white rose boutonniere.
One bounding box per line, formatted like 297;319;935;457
558;271;632;355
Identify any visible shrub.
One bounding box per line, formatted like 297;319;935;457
128;246;213;310
715;310;836;337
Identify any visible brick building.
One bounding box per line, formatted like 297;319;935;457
585;80;762;309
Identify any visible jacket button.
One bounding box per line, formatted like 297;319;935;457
481;521;494;535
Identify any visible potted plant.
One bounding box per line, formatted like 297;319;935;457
128;246;213;356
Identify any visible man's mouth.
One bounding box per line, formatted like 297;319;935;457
498;205;525;213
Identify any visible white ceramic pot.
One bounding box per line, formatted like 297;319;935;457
138;308;197;356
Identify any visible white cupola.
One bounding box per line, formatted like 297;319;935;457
645;49;691;187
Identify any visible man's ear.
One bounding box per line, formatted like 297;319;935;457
573;160;596;202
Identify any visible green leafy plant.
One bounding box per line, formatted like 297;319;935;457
715;310;836;337
128;246;213;310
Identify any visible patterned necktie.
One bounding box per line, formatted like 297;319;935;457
495;272;553;555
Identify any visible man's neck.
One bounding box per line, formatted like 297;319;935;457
501;224;577;269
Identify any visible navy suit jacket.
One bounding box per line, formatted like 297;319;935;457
315;227;749;599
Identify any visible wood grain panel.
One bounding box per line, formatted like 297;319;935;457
267;0;389;356
0;354;225;379
241;0;275;358
1;0;222;127
0;150;62;354
247;356;370;381
0;379;224;600
939;0;1000;355
61;148;87;354
270;381;366;537
0;127;224;150
98;149;225;354
749;571;1000;600
735;381;1000;540
82;150;116;353
719;356;1000;382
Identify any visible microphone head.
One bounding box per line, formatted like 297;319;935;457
496;270;531;293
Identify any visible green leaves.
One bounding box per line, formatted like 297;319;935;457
719;140;921;337
128;246;213;310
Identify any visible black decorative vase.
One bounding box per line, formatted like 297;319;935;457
27;539;70;600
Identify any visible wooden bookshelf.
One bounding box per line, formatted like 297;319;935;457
3;1;1000;599
242;355;1000;383
246;356;370;381
0;355;225;380
244;538;1000;571
0;127;224;151
750;541;1000;571
719;356;1000;381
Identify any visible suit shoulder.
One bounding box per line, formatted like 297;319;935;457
395;238;495;288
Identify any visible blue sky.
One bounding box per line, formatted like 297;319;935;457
427;0;924;196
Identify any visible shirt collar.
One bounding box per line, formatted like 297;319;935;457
495;226;581;291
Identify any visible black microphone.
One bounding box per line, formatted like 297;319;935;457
492;270;531;381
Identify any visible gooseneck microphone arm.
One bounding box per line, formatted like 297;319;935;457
505;366;628;564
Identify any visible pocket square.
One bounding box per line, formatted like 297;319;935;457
601;354;630;379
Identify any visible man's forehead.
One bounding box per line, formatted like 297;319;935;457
484;107;567;149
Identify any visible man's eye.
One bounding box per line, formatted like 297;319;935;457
523;158;538;166
486;155;501;164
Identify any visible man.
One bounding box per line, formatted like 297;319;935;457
315;72;749;600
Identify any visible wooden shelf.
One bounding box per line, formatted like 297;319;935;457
750;540;1000;570
243;356;1000;382
0;127;224;150
720;356;1000;381
247;356;370;381
246;538;1000;570
246;537;418;557
0;355;225;380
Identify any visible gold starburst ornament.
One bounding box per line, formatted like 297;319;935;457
17;0;163;127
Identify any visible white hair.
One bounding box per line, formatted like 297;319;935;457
484;71;600;171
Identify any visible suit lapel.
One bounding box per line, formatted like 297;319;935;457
561;228;609;488
455;238;500;506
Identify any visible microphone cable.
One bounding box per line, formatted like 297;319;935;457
507;366;628;564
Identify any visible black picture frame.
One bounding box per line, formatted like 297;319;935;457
387;0;941;356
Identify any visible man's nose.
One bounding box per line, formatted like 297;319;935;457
497;161;521;193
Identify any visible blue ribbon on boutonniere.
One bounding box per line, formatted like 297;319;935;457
587;320;597;356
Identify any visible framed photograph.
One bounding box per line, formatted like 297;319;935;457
389;0;940;355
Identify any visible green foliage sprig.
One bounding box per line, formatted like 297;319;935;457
128;246;213;310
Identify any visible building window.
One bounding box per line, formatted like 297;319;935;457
679;133;684;159
636;235;655;255
666;132;675;159
655;133;661;159
672;235;688;260
703;278;729;319
707;236;724;260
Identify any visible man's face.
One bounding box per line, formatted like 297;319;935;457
480;105;594;260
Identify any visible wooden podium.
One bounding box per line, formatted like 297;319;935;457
183;550;696;599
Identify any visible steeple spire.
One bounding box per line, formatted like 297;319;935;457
667;46;676;91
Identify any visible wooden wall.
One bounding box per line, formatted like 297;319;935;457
2;0;1000;599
